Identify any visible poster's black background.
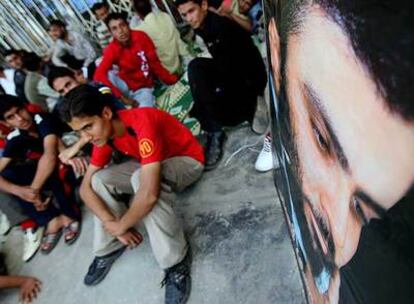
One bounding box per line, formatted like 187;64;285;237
263;0;414;302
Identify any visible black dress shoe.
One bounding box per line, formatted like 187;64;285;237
84;246;126;286
204;131;226;171
162;250;192;304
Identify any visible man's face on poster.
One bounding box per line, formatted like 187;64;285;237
269;5;414;302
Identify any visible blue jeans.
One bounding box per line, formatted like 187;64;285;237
108;71;155;107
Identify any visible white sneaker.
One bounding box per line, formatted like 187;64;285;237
255;136;277;172
0;213;10;235
23;227;44;262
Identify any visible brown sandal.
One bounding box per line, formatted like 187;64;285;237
41;229;62;254
63;221;81;245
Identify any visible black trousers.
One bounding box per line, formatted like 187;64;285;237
188;58;259;132
0;162;79;226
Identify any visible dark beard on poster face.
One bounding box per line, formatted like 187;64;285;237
300;195;337;284
287;138;337;280
281;98;337;292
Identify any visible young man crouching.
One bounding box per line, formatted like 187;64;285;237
61;84;204;304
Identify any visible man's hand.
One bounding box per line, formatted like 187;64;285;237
14;186;39;204
120;95;139;108
117;229;143;249
0;129;6;140
59;148;78;164
14;186;51;211
104;219;127;237
19;277;42;304
68;157;89;176
209;4;232;17
218;4;233;17
33;196;51;212
59;135;92;165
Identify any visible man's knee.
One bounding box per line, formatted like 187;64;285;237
130;169;141;193
188;58;212;81
188;58;201;75
91;170;110;192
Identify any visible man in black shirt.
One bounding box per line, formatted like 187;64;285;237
176;0;267;170
47;66;125;110
0;95;81;253
4;50;28;103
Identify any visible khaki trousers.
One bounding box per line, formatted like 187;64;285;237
91;157;203;269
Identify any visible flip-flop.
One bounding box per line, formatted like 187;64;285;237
41;229;62;254
63;221;81;245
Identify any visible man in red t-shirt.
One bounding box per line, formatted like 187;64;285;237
94;12;179;108
61;85;204;304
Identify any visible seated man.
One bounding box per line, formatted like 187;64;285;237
48;66;125;164
0;66;16;96
245;0;263;35
22;52;60;112
176;0;267;170
61;84;204;304
94;12;179;108
131;0;191;74
0;116;44;263
210;0;256;32
3;50;28;103
48;20;97;80
0;95;81;253
47;66;125;109
91;1;113;50
47;66;88;98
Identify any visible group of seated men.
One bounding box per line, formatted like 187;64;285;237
0;0;269;303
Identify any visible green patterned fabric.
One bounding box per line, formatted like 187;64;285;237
154;76;201;136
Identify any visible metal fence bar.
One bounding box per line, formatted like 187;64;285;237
26;0;51;26
1;1;38;51
1;0;53;53
36;0;60;20
0;0;180;54
13;0;53;48
65;0;98;40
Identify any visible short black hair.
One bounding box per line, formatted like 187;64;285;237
283;0;414;121
60;54;84;71
104;12;128;27
92;1;109;13
132;0;152;18
3;49;22;58
22;52;42;72
175;0;203;8
47;67;76;89
48;19;66;30
60;84;115;123
0;94;24;120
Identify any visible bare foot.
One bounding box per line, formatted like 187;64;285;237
46;217;62;234
60;214;75;227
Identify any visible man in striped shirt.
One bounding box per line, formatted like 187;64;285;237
92;1;113;50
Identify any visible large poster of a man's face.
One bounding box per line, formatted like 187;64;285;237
264;0;414;302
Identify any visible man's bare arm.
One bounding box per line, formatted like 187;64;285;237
30;134;59;191
0;275;42;304
80;164;117;222
0;157;19;194
0;157;13;193
82;164;144;247
58;135;90;164
119;162;161;231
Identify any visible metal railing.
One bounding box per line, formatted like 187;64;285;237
0;0;182;56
